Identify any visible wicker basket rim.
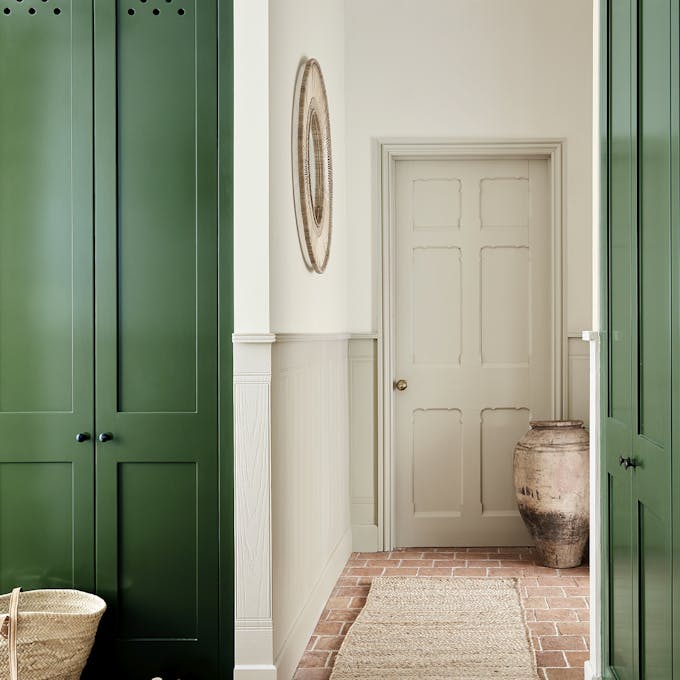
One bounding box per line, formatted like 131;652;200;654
0;589;106;617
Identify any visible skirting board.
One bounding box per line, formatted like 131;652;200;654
233;664;277;680
274;528;353;680
351;524;379;553
584;660;602;680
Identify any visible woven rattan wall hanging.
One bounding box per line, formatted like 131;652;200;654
292;58;333;273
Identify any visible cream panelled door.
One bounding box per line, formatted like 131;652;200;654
394;158;552;547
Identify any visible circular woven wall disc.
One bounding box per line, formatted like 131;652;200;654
292;58;333;273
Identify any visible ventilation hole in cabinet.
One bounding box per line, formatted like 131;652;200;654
152;7;159;14
177;7;184;14
53;6;60;13
28;6;35;12
3;7;10;13
128;8;134;14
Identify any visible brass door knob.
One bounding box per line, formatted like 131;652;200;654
394;379;408;391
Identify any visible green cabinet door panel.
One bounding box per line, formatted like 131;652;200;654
0;0;231;676
635;0;673;676
93;0;219;676
0;0;94;593
604;0;636;675
604;0;676;678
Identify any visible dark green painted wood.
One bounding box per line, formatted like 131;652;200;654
94;0;220;676
0;0;94;593
218;0;235;674
603;0;675;677
0;0;232;675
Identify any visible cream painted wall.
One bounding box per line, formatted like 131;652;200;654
234;0;270;334
344;0;593;338
269;0;348;333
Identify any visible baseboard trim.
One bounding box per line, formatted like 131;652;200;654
233;664;277;680
584;659;602;680
274;527;353;680
352;524;379;552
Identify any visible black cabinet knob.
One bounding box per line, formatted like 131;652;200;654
98;432;113;443
75;433;90;443
618;455;637;470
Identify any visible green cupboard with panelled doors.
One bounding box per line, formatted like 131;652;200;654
602;0;678;678
0;0;234;677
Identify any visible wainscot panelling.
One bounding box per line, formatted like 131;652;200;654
271;335;352;680
567;335;590;426
349;338;380;551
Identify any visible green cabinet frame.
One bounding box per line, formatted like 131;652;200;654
0;1;234;676
601;0;678;677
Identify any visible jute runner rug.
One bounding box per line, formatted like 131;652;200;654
329;577;539;680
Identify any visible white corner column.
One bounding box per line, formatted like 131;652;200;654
233;0;273;671
234;335;277;680
583;331;602;680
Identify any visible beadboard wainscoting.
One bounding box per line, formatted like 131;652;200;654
234;334;353;680
271;335;352;680
349;337;380;552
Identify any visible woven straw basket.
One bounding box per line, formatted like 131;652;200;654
0;588;106;680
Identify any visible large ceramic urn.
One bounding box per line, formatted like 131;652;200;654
513;420;589;568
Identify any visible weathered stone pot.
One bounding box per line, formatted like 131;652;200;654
513;420;589;568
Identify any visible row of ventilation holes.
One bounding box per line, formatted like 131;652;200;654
129;8;187;15
3;0;61;15
130;0;186;17
1;1;187;15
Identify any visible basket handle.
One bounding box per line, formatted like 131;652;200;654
1;588;21;680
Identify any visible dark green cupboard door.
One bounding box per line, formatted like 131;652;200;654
0;0;95;594
93;1;219;677
604;0;676;678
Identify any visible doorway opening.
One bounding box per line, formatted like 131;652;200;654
378;140;566;550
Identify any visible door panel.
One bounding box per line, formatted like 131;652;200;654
634;0;672;676
94;1;219;676
639;504;671;679
605;0;636;674
605;0;674;677
0;0;94;592
608;474;634;680
395;158;551;547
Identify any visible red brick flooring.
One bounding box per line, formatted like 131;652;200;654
294;547;589;680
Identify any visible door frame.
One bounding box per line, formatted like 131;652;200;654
377;139;566;551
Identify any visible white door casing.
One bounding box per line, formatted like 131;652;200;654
381;143;563;548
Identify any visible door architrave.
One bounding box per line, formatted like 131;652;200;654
377;139;565;552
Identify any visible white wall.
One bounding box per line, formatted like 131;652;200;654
234;0;270;334
269;0;348;333
345;0;593;339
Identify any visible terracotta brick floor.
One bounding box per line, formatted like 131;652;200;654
294;547;589;680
